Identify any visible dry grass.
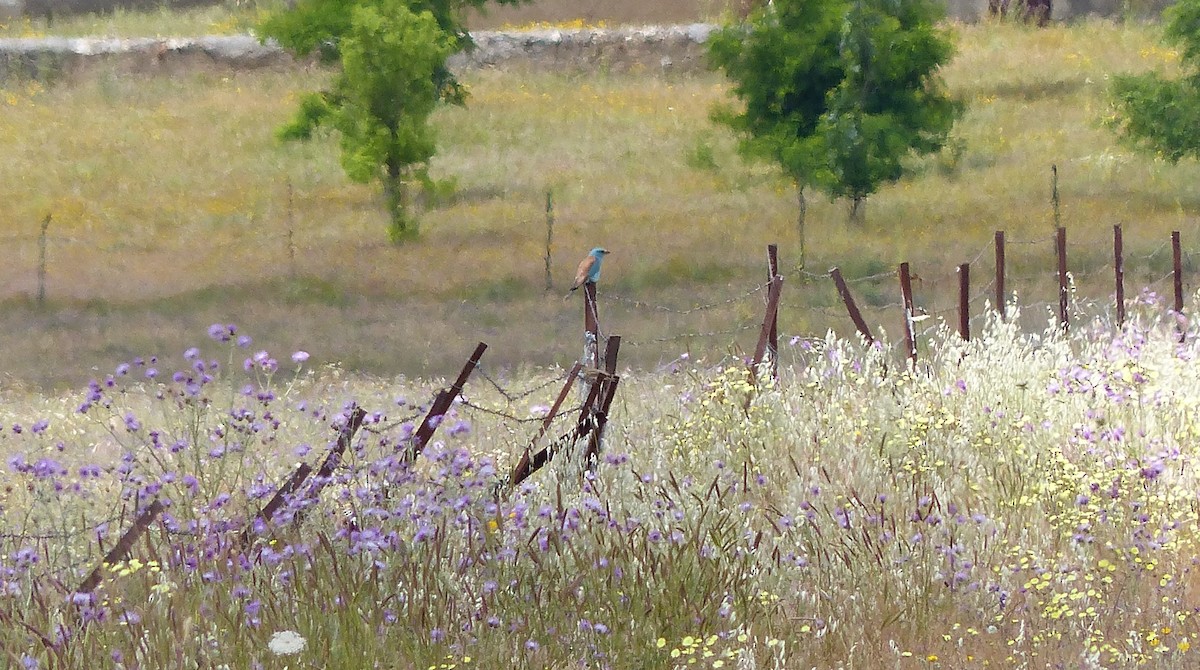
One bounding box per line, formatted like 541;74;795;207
0;0;743;37
0;4;268;37
1;19;1199;388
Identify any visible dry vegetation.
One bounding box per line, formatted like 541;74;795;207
6;9;1200;669
0;0;741;37
6;303;1200;667
0;18;1198;389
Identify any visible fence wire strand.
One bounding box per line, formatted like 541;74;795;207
599;282;767;315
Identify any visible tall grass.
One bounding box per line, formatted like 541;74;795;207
1;20;1199;388
5;294;1200;666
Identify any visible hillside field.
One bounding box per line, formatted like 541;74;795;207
1;20;1199;387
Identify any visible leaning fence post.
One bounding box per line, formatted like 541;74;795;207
1174;231;1185;341
899;262;917;366
238;405;366;552
77;499;164;594
1114;225;1125;328
958;262;970;341
508;362;583;489
582;374;620;472
995;230;1006;321
37;213;51;307
582;336;621;470
749;273;783;381
766;244;780;381
830;267;875;345
513;378;606;488
403;342;488;462
1056;227;1069;330
1173;231;1184;315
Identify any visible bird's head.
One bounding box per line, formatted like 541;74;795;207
590;247;610;258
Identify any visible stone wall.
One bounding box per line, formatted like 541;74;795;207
0;26;726;82
0;10;1178;83
452;24;718;73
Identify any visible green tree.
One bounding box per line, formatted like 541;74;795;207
260;0;524;242
1108;0;1200;163
708;0;848;259
708;0;960;257
820;0;961;225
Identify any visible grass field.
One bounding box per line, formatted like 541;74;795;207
4;304;1200;667
6;10;1200;668
0;19;1198;389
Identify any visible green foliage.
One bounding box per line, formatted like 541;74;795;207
260;0;524;104
259;0;524;241
820;0;961;206
708;0;961;222
707;0;847;191
1108;0;1200;163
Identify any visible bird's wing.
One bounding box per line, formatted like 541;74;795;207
573;255;596;288
587;256;603;282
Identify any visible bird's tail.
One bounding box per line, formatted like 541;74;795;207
562;286;578;301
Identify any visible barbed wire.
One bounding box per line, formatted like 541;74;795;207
924;281;1000;317
476;364;571;404
459;399;586;424
360;404;432;435
1127;238;1173;262
1146;270;1176;289
621;322;761;348
599;282;767;315
1006;233;1058;246
0;522;118;544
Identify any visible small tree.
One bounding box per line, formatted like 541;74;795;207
708;0;848;263
260;0;524;242
820;0;961;225
709;0;961;255
1108;0;1200;163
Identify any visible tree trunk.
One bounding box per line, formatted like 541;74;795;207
796;184;807;270
383;160;415;243
849;195;866;226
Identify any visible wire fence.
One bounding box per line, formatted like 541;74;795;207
4;226;1200;585
3;196;1199;375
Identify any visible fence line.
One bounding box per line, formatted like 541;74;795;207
4;214;1199;375
7;229;1200;585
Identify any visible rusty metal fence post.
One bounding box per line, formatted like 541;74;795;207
830;267;875;345
1114;225;1125;328
899;262;917;365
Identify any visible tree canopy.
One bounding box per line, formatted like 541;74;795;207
260;0;525;241
709;0;961;241
1108;0;1200;163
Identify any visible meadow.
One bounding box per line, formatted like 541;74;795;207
4;7;1200;668
0;19;1198;388
4;302;1200;668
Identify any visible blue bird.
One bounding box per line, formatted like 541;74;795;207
565;247;609;298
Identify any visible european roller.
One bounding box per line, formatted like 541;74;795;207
565;247;609;298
